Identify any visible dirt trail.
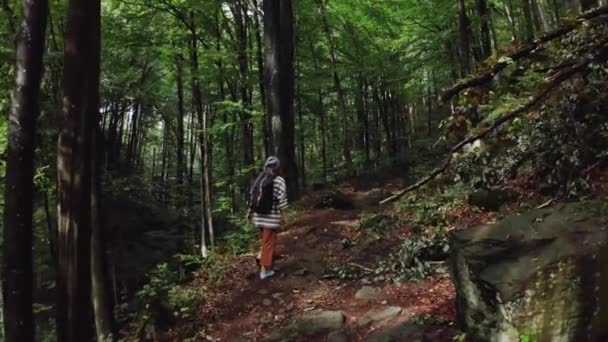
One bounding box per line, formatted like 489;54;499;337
188;184;456;341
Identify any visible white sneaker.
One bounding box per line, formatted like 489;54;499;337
260;269;276;280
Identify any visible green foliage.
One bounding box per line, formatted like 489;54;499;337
376;234;450;282
133;254;209;323
357;211;400;232
520;331;538;342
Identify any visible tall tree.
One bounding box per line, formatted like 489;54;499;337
2;0;48;340
458;0;472;75
264;0;299;198
318;0;353;175
175;52;186;188
189;12;214;256
476;0;492;59
56;0;101;339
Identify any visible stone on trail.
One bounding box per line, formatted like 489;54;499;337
364;319;423;342
450;201;608;341
357;306;402;326
355;286;386;301
293;268;307;276
262;298;272;306
267;310;346;342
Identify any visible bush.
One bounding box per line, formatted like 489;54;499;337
376;234;450;282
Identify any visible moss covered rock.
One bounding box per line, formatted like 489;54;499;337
450;201;608;341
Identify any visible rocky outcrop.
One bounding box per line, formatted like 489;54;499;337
450;201;608;341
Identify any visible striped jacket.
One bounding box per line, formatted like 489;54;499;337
252;176;288;229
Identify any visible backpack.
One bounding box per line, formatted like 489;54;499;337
249;170;276;214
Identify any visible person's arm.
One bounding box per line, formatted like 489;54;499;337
275;177;289;212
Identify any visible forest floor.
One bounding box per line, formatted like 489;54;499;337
174;176;462;341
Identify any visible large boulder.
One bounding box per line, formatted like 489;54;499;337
450;201;608;341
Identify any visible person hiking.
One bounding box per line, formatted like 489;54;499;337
247;156;288;280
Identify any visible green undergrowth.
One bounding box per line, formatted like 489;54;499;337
121;253;226;328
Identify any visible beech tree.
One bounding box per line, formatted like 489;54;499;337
2;0;48;340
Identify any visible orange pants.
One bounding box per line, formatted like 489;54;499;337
260;228;277;268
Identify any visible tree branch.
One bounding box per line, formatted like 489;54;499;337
381;38;608;205
440;5;608;103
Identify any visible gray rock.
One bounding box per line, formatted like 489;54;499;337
258;289;269;295
357;306;402;326
327;330;349;342
355;286;385;301
262;299;272;306
272;292;284;299
293;268;307;276
365;319;423;342
267;310;346;341
450;201;608;341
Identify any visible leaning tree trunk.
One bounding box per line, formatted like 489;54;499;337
56;0;100;340
2;0;48;340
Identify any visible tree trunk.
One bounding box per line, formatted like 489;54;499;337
296;57;306;190
264;0;299;198
232;0;255;171
522;0;536;42
476;0;492;59
253;0;269;156
189;13;214;255
57;0;100;340
175;53;186;188
2;0;47;340
458;0;471;75
318;0;352;175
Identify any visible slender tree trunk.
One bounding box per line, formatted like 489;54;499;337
2;0;48;340
57;0;101;340
296;58;306;190
318;0;352;175
253;0;269;156
458;0;471;75
522;0;536;42
189;14;214;255
175;53;186;189
504;0;519;41
476;0;492;59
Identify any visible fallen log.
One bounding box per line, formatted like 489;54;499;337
381;37;608;205
440;5;608;103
